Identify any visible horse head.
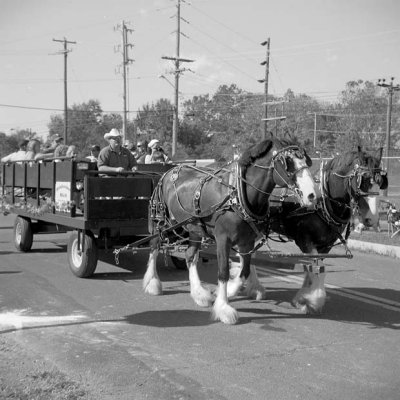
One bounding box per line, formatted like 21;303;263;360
325;146;388;228
239;138;318;214
271;143;317;207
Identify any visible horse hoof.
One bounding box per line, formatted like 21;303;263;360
211;302;239;324
192;294;213;308
143;278;163;296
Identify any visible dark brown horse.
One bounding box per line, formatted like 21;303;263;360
263;147;387;313
142;138;318;324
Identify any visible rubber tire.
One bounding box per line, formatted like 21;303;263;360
67;231;98;278
170;256;187;270
13;216;33;252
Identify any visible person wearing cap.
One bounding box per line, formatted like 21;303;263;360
144;139;169;164
86;145;100;163
1;139;29;162
98;128;137;173
135;140;148;164
42;134;64;154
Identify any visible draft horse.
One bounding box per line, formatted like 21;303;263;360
264;146;388;313
143;137;318;324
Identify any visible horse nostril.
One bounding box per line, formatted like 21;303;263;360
308;193;315;202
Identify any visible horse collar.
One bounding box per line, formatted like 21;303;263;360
234;162;270;222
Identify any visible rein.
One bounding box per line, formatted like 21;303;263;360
150;144;311;256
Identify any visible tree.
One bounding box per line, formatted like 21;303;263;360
335;80;388;151
135;99;174;146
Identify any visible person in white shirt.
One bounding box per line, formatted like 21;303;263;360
1;139;29;162
144;139;170;164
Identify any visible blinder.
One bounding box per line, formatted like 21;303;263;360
271;146;312;192
350;163;387;196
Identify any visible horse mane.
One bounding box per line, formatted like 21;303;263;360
324;150;360;172
325;148;381;172
238;137;297;168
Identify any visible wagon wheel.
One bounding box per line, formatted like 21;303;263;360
67;231;98;278
170;256;187;270
13;216;33;252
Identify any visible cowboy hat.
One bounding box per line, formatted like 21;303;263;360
104;128;121;140
148;139;160;149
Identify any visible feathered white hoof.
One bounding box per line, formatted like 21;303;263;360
191;286;214;307
292;289;326;315
211;298;239;324
143;277;163;296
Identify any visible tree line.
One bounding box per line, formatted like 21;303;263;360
1;80;399;162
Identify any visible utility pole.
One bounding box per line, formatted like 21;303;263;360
161;0;194;158
115;21;134;143
258;38;270;139
378;77;400;196
52;37;76;144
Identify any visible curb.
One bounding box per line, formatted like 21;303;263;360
347;239;400;259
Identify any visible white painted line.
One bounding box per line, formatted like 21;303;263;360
0;310;86;330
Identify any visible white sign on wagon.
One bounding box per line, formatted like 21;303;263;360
55;181;71;212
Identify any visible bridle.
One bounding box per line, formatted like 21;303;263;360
321;158;384;226
332;161;385;199
248;145;311;199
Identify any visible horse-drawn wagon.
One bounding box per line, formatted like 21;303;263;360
1;138;387;325
1;158;176;277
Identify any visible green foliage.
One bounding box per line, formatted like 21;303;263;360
7;79;398;162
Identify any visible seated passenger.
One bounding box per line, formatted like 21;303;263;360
24;139;43;161
86;145;100;163
1;139;29;162
54;144;68;158
66;145;77;158
150;150;166;164
98;129;137;173
145;139;170;164
42;134;64;154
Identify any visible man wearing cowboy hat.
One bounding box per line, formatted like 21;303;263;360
98;128;137;172
144;139;169;164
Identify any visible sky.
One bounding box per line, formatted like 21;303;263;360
1;0;399;139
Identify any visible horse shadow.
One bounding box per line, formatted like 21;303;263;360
120;286;400;330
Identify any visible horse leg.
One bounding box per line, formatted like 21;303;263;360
143;237;162;296
232;243;266;300
212;235;239;324
243;264;266;300
292;262;326;314
187;237;214;307
226;256;245;299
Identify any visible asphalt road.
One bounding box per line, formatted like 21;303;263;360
0;214;399;399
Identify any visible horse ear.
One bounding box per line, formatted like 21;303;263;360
375;147;383;162
305;151;312;167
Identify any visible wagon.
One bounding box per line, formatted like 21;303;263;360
1;158;185;277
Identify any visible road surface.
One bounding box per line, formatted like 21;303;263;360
0;214;399;399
